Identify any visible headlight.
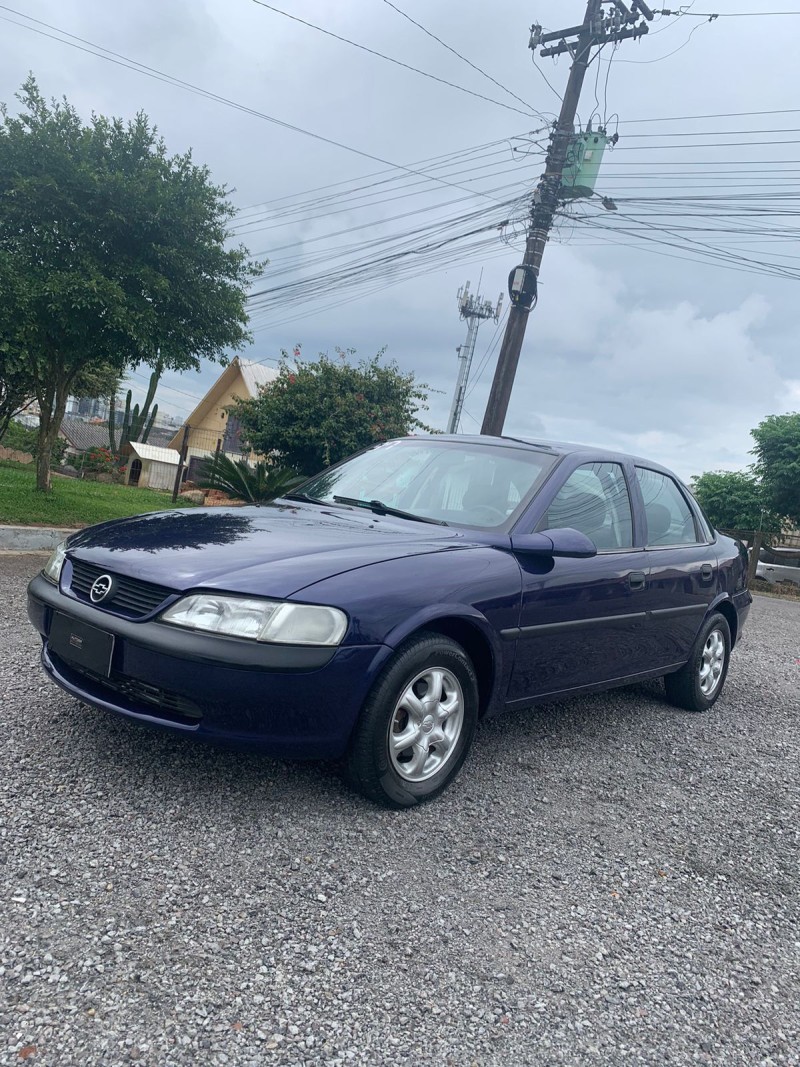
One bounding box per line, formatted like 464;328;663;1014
160;594;348;646
43;541;67;584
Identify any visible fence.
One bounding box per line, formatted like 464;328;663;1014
721;528;800;550
169;423;254;501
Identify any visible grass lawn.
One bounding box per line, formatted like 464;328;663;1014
0;462;196;528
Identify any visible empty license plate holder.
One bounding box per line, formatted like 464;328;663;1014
49;612;115;678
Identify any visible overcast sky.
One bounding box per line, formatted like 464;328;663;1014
2;0;800;480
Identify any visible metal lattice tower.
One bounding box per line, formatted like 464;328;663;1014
447;281;502;435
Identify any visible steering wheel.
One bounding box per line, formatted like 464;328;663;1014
467;504;507;524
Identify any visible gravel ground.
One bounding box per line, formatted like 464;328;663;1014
1;553;798;1066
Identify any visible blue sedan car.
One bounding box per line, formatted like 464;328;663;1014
28;435;751;807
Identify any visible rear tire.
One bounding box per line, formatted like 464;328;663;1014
664;612;731;713
345;631;478;808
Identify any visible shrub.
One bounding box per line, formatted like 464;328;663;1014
79;447;126;480
0;419;66;466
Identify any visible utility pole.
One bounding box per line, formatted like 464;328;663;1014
447;281;503;434
481;0;654;436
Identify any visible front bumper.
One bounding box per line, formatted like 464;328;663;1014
28;572;388;759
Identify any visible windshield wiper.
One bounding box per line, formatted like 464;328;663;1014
283;492;324;505
332;495;448;526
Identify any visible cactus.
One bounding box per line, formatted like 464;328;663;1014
110;360;163;452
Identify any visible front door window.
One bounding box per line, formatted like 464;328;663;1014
540;462;633;551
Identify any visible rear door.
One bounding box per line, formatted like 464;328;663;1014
633;466;717;668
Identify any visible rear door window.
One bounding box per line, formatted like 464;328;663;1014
636;467;699;546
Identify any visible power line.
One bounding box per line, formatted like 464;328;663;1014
608;19;707;63
246;174;532;262
619;108;800;123
530;51;564;104
0;5;506;204
128;371;205;405
232;150;544;238
612;138;800;148
246;201;516;307
663;9;800;16
249;0;538;118
380;0;545;118
232;135;521;219
231;122;800;227
620;126;800;136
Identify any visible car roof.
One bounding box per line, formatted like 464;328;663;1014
406;434;680;477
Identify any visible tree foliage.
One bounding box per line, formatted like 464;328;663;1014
0;358;35;440
750;413;800;526
194;454;303;503
690;469;785;540
0;76;263;491
231;349;434;475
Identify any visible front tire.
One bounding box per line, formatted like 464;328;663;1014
345;632;479;808
664;612;731;713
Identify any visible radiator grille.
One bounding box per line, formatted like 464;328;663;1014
69;559;173;618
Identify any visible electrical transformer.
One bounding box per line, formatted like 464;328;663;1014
560;128;612;199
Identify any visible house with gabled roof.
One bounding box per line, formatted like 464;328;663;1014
166;356;278;481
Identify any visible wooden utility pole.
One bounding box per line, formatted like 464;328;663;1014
171;423;191;502
481;0;654;436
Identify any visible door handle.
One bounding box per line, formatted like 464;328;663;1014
700;563;714;582
629;571;646;590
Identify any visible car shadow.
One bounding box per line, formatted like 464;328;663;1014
45;693;356;815
39;675;680;816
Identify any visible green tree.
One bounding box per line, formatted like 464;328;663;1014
691;469;785;540
750;412;800;526
0;76;263;491
231;348;434;475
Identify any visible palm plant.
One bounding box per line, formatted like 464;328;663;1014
194;453;304;503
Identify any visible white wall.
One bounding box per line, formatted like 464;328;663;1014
141;459;177;492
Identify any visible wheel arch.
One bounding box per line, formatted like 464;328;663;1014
711;596;739;649
418;617;496;719
381;610;501;717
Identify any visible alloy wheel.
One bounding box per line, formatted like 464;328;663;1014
387;667;465;783
699;628;726;697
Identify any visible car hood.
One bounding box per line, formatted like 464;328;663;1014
65;503;483;598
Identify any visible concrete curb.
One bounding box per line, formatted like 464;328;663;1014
0;525;77;551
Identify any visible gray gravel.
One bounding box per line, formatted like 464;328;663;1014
1;552;798;1066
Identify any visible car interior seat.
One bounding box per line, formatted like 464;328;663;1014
461;476;511;518
645;502;673;545
545;490;612;548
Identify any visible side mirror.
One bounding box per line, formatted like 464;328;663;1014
511;527;597;559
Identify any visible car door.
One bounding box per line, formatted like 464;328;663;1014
632;466;717;669
506;460;652;703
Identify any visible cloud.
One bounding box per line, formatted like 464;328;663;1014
4;0;800;485
492;261;790;479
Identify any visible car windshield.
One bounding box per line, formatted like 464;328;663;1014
296;439;557;529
